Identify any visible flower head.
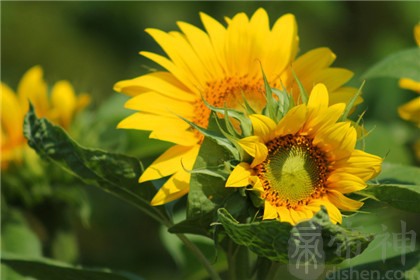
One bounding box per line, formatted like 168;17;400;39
115;8;360;205
1;66;90;169
226;84;382;225
398;23;420;126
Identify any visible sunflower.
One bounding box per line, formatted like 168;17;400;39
225;84;382;225
1;66;90;169
115;8;360;206
398;23;420;126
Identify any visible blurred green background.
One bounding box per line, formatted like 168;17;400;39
2;1;419;279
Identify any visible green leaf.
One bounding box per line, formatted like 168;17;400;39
361;184;420;213
339;81;365;122
217;207;373;264
23;105;169;224
178;114;240;159
376;162;420;186
359;163;420;213
1;253;143;280
182;120;247;235
362;48;420;81
327;250;420;279
291;68;308;104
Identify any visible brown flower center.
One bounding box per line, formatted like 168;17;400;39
256;135;330;209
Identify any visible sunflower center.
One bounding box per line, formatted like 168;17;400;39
257;135;329;209
193;76;266;139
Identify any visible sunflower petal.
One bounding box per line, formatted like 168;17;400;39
275;104;306;136
238;136;268;167
276;206;294;224
140;145;199;182
118;112;190;132
50;80;77;128
17;65;48;116
150;171;190;205
249;114;276;142
226;162;253;187
327;172;367;193
263;201;279;220
327;190;364;212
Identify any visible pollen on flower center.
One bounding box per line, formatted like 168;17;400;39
192;76;266;139
256;135;330;209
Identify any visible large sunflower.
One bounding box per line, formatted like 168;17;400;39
226;84;382;225
1;66;90;169
115;8;359;205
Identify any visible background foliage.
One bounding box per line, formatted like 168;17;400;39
2;2;419;279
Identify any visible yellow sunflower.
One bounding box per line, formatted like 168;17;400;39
225;84;382;225
398;23;420;126
1;65;90;169
115;8;360;206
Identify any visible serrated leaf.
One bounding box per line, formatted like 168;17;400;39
1;253;143;280
217;207;373;264
23;105;169;224
362;48;420;81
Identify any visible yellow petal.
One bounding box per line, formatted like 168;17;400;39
177;21;222;79
399;78;420;93
327;172;367;193
114;72;196;101
145;28;206;87
17;65;48;116
1;83;24;141
199;12;227;71
276;206;294;224
291;48;336;79
317;199;343;224
150;170;191;205
263;201;279;220
140;144;199;182
327;190;364;212
226;162;252;187
140;51;197;93
414;23;420;47
250;176;264;192
238;136;268;167
398;96;420;125
118;112;190;132
289;208;311;224
334;149;382;181
275;104;307;136
308;83;329;110
149;129;198;146
265;13;298;77
313;68;354;92
313;122;356;160
249;114;276;142
304;103;346;136
125;92;194;118
50;80;77;128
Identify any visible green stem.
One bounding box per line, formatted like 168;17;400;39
227;241;249;280
265;261;281;280
176;233;222;280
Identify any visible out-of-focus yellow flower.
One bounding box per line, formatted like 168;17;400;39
115;8;360;206
226;84;382;225
398;23;420;126
1;66;90;169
